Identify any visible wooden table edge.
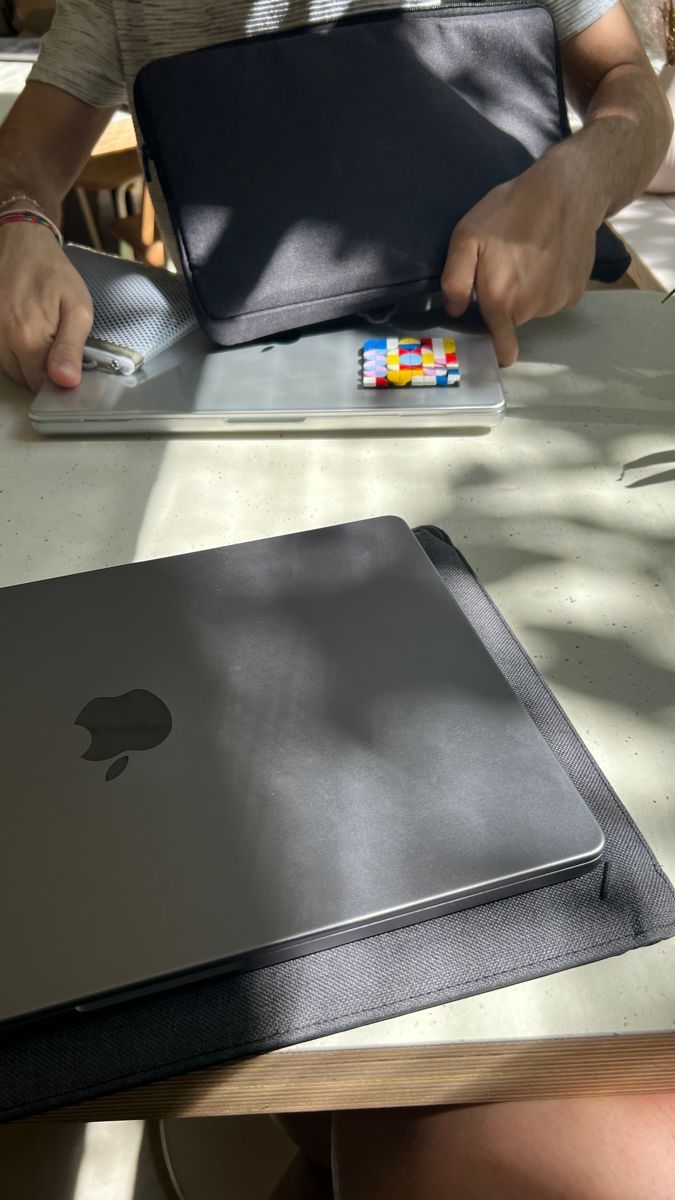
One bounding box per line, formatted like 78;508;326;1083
91;112;137;158
37;1033;675;1121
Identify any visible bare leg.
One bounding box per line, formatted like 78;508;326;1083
332;1095;675;1199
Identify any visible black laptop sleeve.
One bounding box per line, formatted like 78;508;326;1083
134;3;631;347
1;526;673;1122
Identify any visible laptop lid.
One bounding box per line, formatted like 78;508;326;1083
0;518;603;1025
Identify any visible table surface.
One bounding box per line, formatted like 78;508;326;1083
610;195;675;295
2;291;674;1117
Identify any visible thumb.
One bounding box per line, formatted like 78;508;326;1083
441;233;478;319
47;297;93;388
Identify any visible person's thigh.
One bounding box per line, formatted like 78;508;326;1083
332;1094;675;1200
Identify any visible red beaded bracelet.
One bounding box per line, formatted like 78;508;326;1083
0;209;63;247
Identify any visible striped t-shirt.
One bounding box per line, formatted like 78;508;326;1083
31;0;617;112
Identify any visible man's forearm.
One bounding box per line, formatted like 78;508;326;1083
0;82;114;223
544;61;674;227
0;129;63;222
440;5;673;363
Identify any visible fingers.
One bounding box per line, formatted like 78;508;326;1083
439;166;597;369
23;346;50;396
1;323;53;394
2;350;29;391
443;232;519;366
46;297;93;388
0;227;94;393
0;294;92;394
480;299;520;368
441;232;478;319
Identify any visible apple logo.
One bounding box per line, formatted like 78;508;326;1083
75;689;172;782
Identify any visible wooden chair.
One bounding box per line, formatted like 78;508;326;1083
73;115;165;267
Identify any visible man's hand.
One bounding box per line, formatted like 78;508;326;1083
0;223;93;392
440;2;674;368
441;158;597;367
0;81;114;391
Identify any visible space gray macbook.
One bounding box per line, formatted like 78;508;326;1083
0;517;603;1026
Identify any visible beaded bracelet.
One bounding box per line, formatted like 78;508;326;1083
0;193;45;214
0;209;63;247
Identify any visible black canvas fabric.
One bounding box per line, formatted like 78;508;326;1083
1;526;673;1122
134;4;631;347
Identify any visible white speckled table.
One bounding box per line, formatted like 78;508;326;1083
0;61;32;124
610;195;675;295
2;292;674;1116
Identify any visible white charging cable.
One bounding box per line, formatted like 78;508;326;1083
157;1120;189;1200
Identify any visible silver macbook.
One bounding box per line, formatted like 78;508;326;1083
29;312;505;436
0;518;603;1026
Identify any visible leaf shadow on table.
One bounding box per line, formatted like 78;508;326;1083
625;468;675;489
430;296;675;747
452;541;564;584
619;450;675;489
516;625;675;718
506;401;674;431
437;525;675;736
502;296;675;419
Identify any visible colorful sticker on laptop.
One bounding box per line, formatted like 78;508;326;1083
361;337;460;388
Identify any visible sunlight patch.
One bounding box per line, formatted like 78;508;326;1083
245;0;290;34
73;1121;145;1200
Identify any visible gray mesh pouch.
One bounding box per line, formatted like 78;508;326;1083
1;527;673;1121
65;244;196;374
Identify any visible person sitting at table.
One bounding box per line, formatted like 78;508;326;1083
0;2;673;1195
272;1097;675;1199
0;0;671;392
